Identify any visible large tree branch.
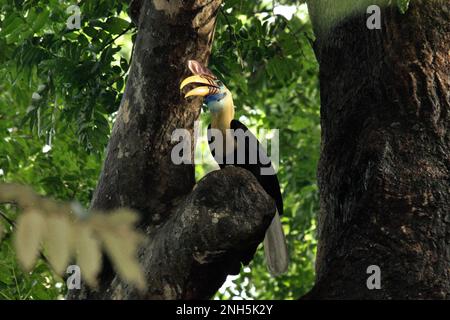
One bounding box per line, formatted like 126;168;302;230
70;167;275;299
97;167;274;299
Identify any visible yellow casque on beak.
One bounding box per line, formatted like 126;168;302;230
180;75;211;90
180;75;218;98
184;86;210;98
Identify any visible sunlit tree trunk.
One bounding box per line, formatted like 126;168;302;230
305;0;450;299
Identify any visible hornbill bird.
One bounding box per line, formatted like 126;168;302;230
180;60;289;276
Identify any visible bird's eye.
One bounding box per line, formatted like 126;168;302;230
216;80;223;87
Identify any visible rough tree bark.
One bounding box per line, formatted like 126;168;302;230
305;0;450;299
68;0;275;299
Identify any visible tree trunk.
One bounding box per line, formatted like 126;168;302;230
305;0;450;299
68;0;276;299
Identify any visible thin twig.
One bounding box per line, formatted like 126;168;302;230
219;6;234;43
0;209;15;227
128;32;137;70
219;7;244;68
98;25;135;53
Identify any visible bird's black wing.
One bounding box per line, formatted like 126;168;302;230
230;120;283;216
206;120;283;215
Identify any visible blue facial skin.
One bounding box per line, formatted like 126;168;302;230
205;91;226;113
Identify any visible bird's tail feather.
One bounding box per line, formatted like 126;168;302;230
263;211;289;276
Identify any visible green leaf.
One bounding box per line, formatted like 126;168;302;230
103;17;130;35
1;13;24;36
32;10;50;33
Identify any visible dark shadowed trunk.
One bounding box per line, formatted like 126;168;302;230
68;0;276;299
305;0;450;299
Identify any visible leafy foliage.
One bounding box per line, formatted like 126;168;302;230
1;0;319;299
0;184;146;290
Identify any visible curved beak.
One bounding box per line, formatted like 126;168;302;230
180;75;218;98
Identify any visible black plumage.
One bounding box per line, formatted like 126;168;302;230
207;119;283;216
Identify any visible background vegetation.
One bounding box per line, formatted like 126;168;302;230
0;0;320;299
